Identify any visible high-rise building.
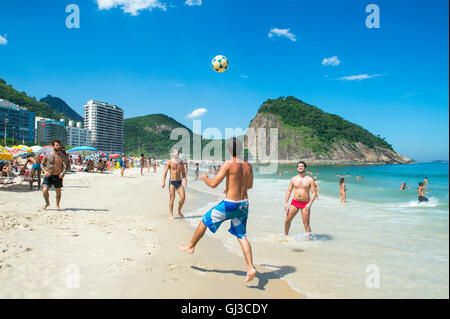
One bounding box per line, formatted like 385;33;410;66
0;99;35;143
35;117;67;145
84;100;124;153
66;121;92;148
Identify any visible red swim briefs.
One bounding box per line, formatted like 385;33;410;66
291;199;309;209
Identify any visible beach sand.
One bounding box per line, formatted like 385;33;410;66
0;168;303;298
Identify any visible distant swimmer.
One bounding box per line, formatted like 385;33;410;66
179;138;257;283
283;161;317;237
356;175;360;181
423;177;429;186
194;163;199;180
417;182;430;202
339;177;347;203
162;148;187;220
400;182;409;190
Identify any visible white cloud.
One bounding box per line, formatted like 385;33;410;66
268;28;296;42
338;73;385;81
322;56;341;66
0;35;7;45
95;0;167;15
185;0;202;6
187;107;207;119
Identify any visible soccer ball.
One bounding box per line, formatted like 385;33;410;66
211;55;228;73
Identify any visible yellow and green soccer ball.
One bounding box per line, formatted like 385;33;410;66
211;55;228;73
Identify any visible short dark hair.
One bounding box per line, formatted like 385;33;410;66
419;182;423;186
141;153;145;157
52;139;62;146
227;137;242;158
297;161;307;168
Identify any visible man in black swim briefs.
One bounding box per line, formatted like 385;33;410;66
162;148;187;220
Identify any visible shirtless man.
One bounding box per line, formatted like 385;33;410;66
179;138;256;283
418;182;430;202
24;153;41;190
41;140;68;210
140;153;146;176
400;182;409;190
162;148;187;220
283;161;316;236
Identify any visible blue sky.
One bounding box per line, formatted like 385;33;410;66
0;0;448;161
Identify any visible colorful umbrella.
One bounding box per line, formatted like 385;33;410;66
13;145;32;152
0;146;13;160
67;146;98;155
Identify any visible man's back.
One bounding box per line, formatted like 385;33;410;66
224;160;253;201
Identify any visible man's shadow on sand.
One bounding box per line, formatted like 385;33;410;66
191;264;296;290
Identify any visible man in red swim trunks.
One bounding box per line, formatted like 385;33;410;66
283;161;317;236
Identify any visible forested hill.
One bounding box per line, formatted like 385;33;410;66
0;78;65;120
40;95;83;122
249;96;412;164
124;114;192;157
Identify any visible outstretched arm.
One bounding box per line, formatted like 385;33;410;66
201;163;228;189
284;179;294;211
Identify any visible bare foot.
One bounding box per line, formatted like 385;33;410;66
244;268;257;283
177;213;185;219
178;244;194;254
41;204;50;211
169;215;174;221
56;206;62;211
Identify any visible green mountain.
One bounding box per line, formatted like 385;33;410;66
249;96;412;164
0;78;66;120
40;95;83;122
124;114;192;157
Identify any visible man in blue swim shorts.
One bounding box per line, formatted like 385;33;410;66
179;138;256;283
24;153;42;190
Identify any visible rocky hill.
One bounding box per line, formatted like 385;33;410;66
40;95;83;122
248;97;413;164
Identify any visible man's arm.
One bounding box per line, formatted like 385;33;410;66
248;163;253;190
307;178;317;208
284;179;294;211
162;161;170;187
182;161;188;187
201;163;228;189
41;155;49;176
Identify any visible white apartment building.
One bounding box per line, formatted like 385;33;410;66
83;100;124;153
66;121;92;148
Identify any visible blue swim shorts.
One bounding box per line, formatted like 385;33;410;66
202;199;249;239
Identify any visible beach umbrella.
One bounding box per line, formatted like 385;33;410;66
0;146;13;160
67;146;98;155
13;145;32;152
109;154;120;159
4;146;25;158
38;145;54;154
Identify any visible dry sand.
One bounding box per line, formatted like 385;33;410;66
0;168;303;298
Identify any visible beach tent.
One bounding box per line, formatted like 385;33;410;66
0;147;13;160
38;145;54;153
67;146;98;155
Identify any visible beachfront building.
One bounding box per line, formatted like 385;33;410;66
0;99;36;143
35;117;67;146
66;120;92;148
83;100;124;153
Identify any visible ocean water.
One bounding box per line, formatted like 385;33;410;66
186;163;449;298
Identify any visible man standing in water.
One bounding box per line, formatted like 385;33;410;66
162;148;187;220
283;161;316;237
41;140;68;211
179;138;256;283
417;182;430;202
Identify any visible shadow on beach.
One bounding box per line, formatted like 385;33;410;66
191;264;296;291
